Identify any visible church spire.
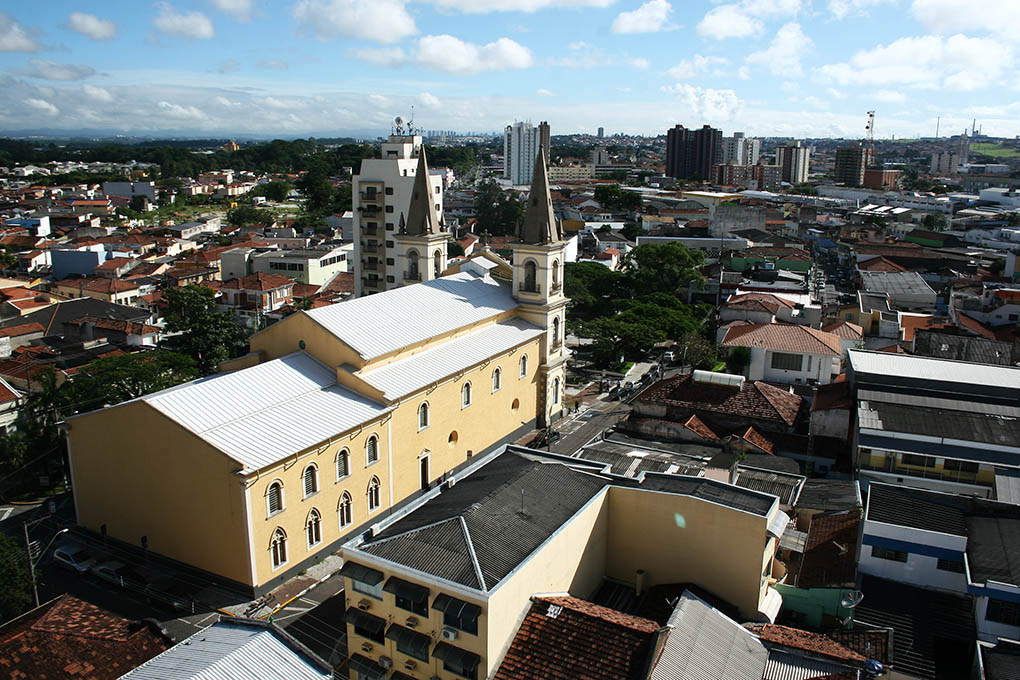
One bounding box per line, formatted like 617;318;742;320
404;146;440;236
518;144;561;245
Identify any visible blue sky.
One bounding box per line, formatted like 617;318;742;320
0;1;1017;139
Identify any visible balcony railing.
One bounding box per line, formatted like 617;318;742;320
362;245;378;254
405;271;422;281
362;227;378;236
359;192;381;203
364;262;378;271
551;282;562;294
518;282;541;294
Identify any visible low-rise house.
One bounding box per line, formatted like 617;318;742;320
859;270;938;312
721;323;842;385
52;277;143;306
218;272;295;327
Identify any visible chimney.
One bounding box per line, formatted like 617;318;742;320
635;569;646;597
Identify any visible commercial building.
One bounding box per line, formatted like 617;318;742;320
337;444;791;680
859;270;937;312
352;134;445;296
503;121;549;186
665;124;722;181
834;144;867;187
862;168;901;190
775;141;810;185
221;245;351;286
67;152;570;596
711;164;781;191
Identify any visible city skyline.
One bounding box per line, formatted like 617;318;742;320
0;1;1018;139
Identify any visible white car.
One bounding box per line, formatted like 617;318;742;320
52;543;97;574
93;560;146;588
662;351;676;363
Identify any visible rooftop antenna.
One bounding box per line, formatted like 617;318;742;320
935;116;940;139
408;105;415;135
393;116;404;135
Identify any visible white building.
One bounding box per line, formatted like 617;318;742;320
720;323;842;386
102;181;156;202
503;121;550;186
775;141;811;185
352;133;444;296
721;132;761;166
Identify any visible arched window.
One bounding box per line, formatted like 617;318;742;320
338;492;353;529
418;402;429;430
306;509;322;548
407;249;419;280
552;259;560;290
523;260;537;292
367;476;381;513
433;249;442;277
462;381;472;408
552;377;561;405
552;317;561;347
336;449;350;480
519;354;528;378
366;435;379;465
270;528;287;569
492;367;502;393
267;481;283;516
302;465;318;498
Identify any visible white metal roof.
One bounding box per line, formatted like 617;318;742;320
848;349;1020;388
118;620;331;680
357;318;545;400
304;272;517;360
142;352;391;472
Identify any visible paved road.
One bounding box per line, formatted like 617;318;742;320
279;581;348;668
548;400;632;455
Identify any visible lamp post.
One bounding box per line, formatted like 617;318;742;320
23;520;68;609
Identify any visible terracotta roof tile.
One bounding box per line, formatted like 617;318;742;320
821;320;863;340
750;623;866;664
220;272;295;291
726;292;795;309
810;381;853;412
857;256;908;273
683;414;719;440
0;322;45;337
798;511;861;588
723;323;843;355
493;596;658;680
742;426;774;454
636;374;804;427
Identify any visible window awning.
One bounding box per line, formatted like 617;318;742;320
431;593;481;620
386;623;431;659
432;641;481;670
345;653;386;680
339;560;384;585
345;607;386;635
384;576;430;602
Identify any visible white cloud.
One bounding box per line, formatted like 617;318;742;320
217;59;240;73
67;12;116;40
211;0;255;21
801;95;826;109
746;22;813;76
418;91;441;109
827;87;846;99
828;0;883;20
666;54;728;80
257;59;289;70
294;0;416;44
430;0;613;13
368;94;390;108
817;34;1012;91
158;101;207;119
874;90;907;102
0;13;40;52
536;88;556;96
568;41;589;50
349;46;407;67
911;0;1020;40
416;35;533;74
628;57;650;69
15;59;98;81
25;98;58;116
697;4;762;40
83;84;114;102
611;0;671;34
661;83;743;121
153;3;215;40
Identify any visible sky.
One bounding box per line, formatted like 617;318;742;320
0;0;1018;140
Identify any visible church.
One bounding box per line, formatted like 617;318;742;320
66;148;570;594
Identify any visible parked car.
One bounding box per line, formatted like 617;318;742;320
93;560;146;588
662;351;676;363
146;576;197;614
52;543;97;574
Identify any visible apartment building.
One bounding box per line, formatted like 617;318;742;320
776;141;811;185
503;121;550;186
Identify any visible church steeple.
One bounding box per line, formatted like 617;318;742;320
518;145;561;245
404;146;440;236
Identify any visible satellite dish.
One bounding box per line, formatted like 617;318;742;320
394;116;403;126
840;591;864;609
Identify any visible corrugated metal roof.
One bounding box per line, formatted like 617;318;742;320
848;349;1020;388
762;649;859;680
142;352;391;471
305;272;517;360
995;468;1020;506
649;591;769;680
118;620;331;679
358;318;544;400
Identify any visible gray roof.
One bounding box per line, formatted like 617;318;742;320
118;619;331;680
913;330;1015;366
858;396;1020;449
357;318;544;400
136;352;392;472
795;479;861;512
866;483;969;536
648;591;769;680
966;516;1020;586
996;468;1020;506
848;349;1020;392
303;272;517;360
762;649;859;680
734;467;804;507
574;439;706;477
859;270;936;296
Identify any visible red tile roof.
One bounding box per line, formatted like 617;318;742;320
749;624;866;664
637;373;804;428
957;312;1018;342
726;292;795;310
722;323;843;355
493;596;658;680
821;320;863;340
898;314;953;342
811;381;853;412
798;510;861;589
0;322;45;338
67;316;159;335
683;414;719;440
220;272;295;291
0;594;170;680
857;256;909;273
742;426;774;454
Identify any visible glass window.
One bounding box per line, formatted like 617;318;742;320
552;377;560;405
396;593;428;617
270;528;287;568
936;558;965;573
419;402;429;430
944;459;979;474
303;465;318;497
519;355;528;377
337;449;350;480
872;546;908;562
366;436;379;465
444;610;478;635
770;352;802;371
367;476;381;512
492;368;501;393
902;453;935;468
306;509;322;548
987;599;1020;627
354;578;383;600
267;482;283;516
462;381;472;408
338;492;353;529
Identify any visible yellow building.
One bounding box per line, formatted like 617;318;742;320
66;150;570;595
338;445;789;680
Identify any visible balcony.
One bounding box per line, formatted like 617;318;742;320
364;262;378;271
362;245;378;254
518;282;541;294
860;460;989;487
405;271;422;281
359;191;382;203
361;226;378;236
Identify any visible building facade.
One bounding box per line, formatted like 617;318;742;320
503;121;549;186
834;145;867;187
776;141;810;185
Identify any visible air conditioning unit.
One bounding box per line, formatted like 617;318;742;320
441;627;459;641
379;656;392;670
360;642;373;652
405;616;418;628
357;599;372;610
404;660;417;671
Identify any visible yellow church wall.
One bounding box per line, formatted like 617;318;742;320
68;401;253;586
250;312;364;370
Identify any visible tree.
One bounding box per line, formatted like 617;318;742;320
621;222;642;242
0;533;32;622
296;158;334;214
564;262;623;319
621;242;705;296
161;285;249;375
68;351;199;412
227;204;275;227
474;179;524;236
258;181;292;202
726;346;751;374
922;212;947;231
